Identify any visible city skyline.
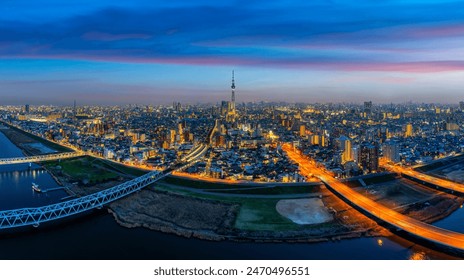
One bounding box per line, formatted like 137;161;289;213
1;0;464;105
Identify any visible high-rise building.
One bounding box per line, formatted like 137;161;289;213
168;129;176;143
321;134;328;147
352;145;360;163
177;123;184;142
24;104;30;113
405;123;413;138
73;100;77;119
446;122;459;131
364;101;372;116
343;138;352;163
173;102;181;112
220;101;229;116
358;143;379;173
299;125;306;137
383;140;400;163
335;135;352;163
310;134;319;145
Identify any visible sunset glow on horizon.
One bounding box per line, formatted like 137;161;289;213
1;0;464;105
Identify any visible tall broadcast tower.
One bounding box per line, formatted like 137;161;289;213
231;70;236;111
224;70;236;122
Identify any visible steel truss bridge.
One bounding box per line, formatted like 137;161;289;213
0;142;206;229
0;170;168;229
0;152;81;165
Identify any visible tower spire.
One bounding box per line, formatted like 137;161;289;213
231;70;235;102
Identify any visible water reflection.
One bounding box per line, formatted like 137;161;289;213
409;251;429;260
377;238;383;247
0;131;462;259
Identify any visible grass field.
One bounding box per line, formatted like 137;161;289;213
46;155;149;184
234;199;303;231
155;183;319;231
96;159;148;177
155;174;330;231
208;184;322;195
46;156;121;184
161;176;319;194
161;176;261;189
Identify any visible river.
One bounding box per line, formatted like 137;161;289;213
0;131;461;260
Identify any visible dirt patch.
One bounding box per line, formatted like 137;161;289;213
428;162;464;184
355;178;434;209
109;189;239;240
352;177;463;223
276;198;333;225
445;170;464;183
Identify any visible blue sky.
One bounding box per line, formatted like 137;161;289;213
1;0;464;105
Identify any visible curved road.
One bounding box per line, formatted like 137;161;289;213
382;160;464;195
283;144;464;251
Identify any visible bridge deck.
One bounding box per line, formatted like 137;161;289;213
0;152;81;165
0;171;166;229
0;137;206;229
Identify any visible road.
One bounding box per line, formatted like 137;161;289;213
381;159;464;194
282;143;464;251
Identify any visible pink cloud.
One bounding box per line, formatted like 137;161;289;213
4;53;464;74
406;24;464;38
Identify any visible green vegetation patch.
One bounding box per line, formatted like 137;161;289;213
46;156;119;184
155;183;316;231
96;159;148;177
162;176;320;195
234;199;302;231
162;176;264;190
208;184;322;195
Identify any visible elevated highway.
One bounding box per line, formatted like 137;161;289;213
283;144;464;252
381;160;464;195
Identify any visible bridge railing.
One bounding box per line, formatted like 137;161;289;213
0;152;81;165
0;171;166;229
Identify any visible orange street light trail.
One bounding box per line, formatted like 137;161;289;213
380;158;464;195
282;143;464;251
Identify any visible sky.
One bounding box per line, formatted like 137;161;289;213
1;0;464;105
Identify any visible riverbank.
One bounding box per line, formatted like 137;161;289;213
107;186;386;243
42;155;385;243
54;166;382;243
0;127;48;156
0;123;73;156
0;126;460;245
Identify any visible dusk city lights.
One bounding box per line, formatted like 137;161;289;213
1;1;464;277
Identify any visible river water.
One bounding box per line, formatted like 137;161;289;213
0;131;462;260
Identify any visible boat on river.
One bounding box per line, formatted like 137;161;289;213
32;182;42;193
